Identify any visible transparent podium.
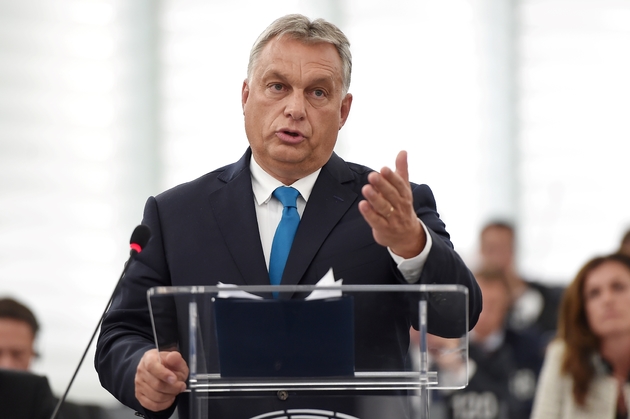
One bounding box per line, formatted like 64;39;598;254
148;284;470;419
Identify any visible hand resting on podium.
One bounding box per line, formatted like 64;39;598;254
135;349;189;412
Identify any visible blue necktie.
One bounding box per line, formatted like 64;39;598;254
269;187;301;295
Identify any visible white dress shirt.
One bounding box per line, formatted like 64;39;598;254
249;157;432;282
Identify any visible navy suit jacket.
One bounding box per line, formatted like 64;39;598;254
95;149;481;418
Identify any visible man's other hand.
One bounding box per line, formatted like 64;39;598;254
358;150;426;259
135;349;189;412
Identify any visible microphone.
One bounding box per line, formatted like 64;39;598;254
129;224;152;257
50;225;152;419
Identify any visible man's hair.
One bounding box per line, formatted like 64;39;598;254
557;253;630;406
247;14;352;94
0;297;39;337
481;220;515;237
474;268;513;297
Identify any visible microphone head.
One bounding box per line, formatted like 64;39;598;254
129;224;152;254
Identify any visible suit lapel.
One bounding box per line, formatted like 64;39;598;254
281;154;358;287
208;150;359;290
209;150;270;286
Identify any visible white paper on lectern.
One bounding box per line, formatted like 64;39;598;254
216;267;342;300
216;283;264;300
304;267;342;300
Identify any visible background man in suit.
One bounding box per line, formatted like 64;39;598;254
444;270;545;419
0;297;57;418
0;297;39;371
478;221;564;346
0;297;123;419
95;14;482;419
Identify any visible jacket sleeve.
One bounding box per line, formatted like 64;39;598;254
94;196;179;419
410;183;482;336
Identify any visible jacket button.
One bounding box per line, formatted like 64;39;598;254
277;390;289;401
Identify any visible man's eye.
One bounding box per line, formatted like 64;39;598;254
313;89;325;97
271;84;283;91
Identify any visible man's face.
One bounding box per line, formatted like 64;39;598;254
480;227;514;271
0;318;35;371
242;36;352;184
473;279;511;339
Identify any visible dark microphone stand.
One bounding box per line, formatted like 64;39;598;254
49;225;151;419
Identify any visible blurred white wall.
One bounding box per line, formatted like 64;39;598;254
0;0;628;406
518;0;630;281
0;0;159;407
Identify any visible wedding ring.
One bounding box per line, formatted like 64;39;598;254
386;206;394;218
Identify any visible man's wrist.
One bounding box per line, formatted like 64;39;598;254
389;219;433;282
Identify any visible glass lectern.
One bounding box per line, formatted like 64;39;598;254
148;284;470;419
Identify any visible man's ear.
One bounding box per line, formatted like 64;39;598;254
241;79;250;111
339;93;353;130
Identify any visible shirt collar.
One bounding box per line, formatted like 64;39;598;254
250;156;320;206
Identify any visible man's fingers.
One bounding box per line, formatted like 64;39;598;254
135;373;181;412
140;363;182;392
359;151;425;258
394;150;409;183
136;384;179;409
363;167;411;221
135;349;188;412
143;351;179;384
368;153;412;208
162;351;190;382
379;157;411;199
358;198;387;227
361;183;396;221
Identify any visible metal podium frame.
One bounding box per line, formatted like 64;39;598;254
147;284;470;419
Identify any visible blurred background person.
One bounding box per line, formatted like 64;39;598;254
0;296;39;370
478;221;564;345
407;330;463;419
442;269;545;419
531;253;630;419
0;297;58;418
0;296;124;419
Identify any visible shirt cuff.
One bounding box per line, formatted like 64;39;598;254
388;218;433;283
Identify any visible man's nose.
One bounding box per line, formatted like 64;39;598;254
284;92;306;120
0;352;18;369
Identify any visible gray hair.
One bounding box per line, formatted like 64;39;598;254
247;14;352;94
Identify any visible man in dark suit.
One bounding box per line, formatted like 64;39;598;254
95;13;481;419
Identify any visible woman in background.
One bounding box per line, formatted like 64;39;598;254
531;253;630;419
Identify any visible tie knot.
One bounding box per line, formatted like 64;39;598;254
273;186;299;208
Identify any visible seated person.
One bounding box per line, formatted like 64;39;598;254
531;253;630;419
0;297;125;419
478;221;564;346
442;269;545;419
